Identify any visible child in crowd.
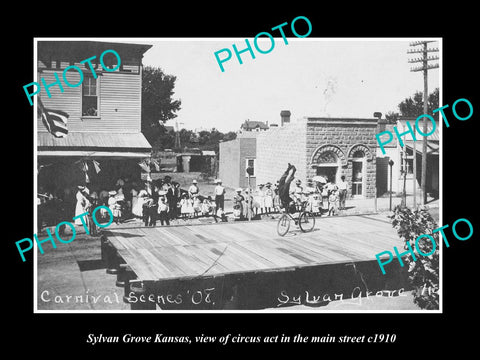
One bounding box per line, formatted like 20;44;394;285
201;196;215;217
328;189;338;216
233;188;245;220
180;193;194;219
263;183;274;214
193;195;202;218
311;190;322;215
252;185;263;216
157;190;170;226
273;182;281;213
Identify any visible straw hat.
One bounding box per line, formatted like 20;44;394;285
192;179;198;184
109;190;117;196
236;188;242;192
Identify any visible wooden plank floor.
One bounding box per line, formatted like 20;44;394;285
105;214;401;281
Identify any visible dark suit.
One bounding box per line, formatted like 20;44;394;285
143;186;159;226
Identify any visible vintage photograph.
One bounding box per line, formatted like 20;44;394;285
33;37;441;312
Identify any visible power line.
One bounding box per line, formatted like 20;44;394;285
408;41;439;207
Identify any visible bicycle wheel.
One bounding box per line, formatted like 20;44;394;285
277;214;291;236
298;212;315;232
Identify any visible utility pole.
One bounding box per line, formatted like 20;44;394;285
408;40;439;206
174;120;184;150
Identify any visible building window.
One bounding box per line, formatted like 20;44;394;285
401;158;414;175
245;158;256;177
82;76;99;117
318;151;338;164
352;150;365;159
351;150;366;197
315;151;339;184
352;161;363;196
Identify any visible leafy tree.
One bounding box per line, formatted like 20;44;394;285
389;205;439;310
385;111;399;124
141;66;182;145
152;126;175;154
398;88;439;120
385;88;439;124
223;131;237;142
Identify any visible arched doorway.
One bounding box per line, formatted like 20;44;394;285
310;145;347;184
316;151;340;183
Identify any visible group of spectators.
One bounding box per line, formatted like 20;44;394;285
231;169;349;220
37;169;350;232
103;176;229;227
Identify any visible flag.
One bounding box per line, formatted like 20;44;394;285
75;159;101;183
91;160;101;174
38;98;69;138
138;158;160;172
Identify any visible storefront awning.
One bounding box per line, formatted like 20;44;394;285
404;140;439;156
37;132;152;158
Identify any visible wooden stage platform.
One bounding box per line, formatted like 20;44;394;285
101;214;408;310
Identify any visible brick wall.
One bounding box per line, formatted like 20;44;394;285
256;119;307;186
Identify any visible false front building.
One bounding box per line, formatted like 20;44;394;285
37;40;152;199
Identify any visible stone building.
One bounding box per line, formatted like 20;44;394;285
256;112;378;199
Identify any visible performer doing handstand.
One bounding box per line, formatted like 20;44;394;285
277;163;297;214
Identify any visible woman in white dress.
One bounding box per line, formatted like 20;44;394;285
264;183;274;214
132;187;147;218
130;186;139;217
74;186;88;225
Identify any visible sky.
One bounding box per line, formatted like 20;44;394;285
120;38;440;132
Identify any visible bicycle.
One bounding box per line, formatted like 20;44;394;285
277;201;316;236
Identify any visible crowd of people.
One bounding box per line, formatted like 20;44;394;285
37;169;349;232
37;175;230;232
231;170;349;220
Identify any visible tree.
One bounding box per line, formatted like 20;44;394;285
153;126;175;153
384;88;439;124
398;88;439;120
389;205;439;310
385;111;399;124
141;66;182;146
223;131;237;142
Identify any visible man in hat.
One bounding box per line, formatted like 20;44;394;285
143;178;159;226
278;163;297;214
188;179;199;199
214;179;226;212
